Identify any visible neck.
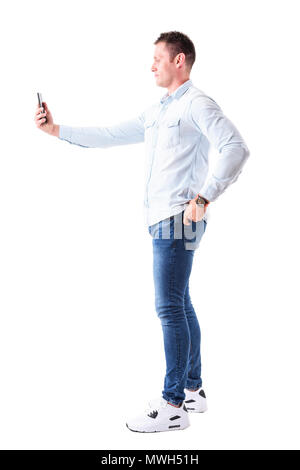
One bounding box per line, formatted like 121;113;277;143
167;77;190;96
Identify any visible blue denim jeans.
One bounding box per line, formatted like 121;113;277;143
148;210;207;405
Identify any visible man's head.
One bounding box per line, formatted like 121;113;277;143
152;31;196;90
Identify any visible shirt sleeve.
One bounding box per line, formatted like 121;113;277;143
58;111;145;148
190;96;250;202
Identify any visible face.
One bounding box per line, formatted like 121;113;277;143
151;42;182;88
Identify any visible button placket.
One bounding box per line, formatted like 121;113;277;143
145;104;168;206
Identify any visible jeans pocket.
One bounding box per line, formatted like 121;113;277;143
184;219;206;250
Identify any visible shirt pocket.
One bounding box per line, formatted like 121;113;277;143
159;117;181;149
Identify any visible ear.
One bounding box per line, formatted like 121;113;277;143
176;52;185;65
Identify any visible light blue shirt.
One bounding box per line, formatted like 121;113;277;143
58;79;250;227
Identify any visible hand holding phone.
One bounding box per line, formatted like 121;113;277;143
35;93;58;136
37;93;47;123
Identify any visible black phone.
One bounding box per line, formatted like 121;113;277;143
37;92;47;123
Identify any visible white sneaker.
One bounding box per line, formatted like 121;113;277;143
184;386;208;413
126;398;190;433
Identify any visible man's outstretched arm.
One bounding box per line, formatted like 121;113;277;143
35;102;145;148
58;113;145;148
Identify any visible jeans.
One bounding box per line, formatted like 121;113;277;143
148;210;207;405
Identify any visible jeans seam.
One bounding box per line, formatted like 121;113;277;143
189;338;193;387
170;240;183;404
185;285;194;388
169;243;178;388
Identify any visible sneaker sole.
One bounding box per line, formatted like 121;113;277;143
185;408;207;413
126;423;190;433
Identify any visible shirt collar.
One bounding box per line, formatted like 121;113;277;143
160;79;193;104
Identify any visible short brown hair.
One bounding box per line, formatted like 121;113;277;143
154;31;196;71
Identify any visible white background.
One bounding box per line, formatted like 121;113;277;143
0;0;299;450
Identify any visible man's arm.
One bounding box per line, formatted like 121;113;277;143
57;112;145;148
190;96;250;202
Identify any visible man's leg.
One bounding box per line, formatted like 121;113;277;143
152;216;195;406
183;215;207;391
184;281;202;392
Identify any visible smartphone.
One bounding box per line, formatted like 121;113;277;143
37;92;47;123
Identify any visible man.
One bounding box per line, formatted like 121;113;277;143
35;31;250;433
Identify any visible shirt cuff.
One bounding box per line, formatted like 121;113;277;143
58;125;73;141
198;185;217;203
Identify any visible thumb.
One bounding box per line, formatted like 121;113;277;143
183;213;191;226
